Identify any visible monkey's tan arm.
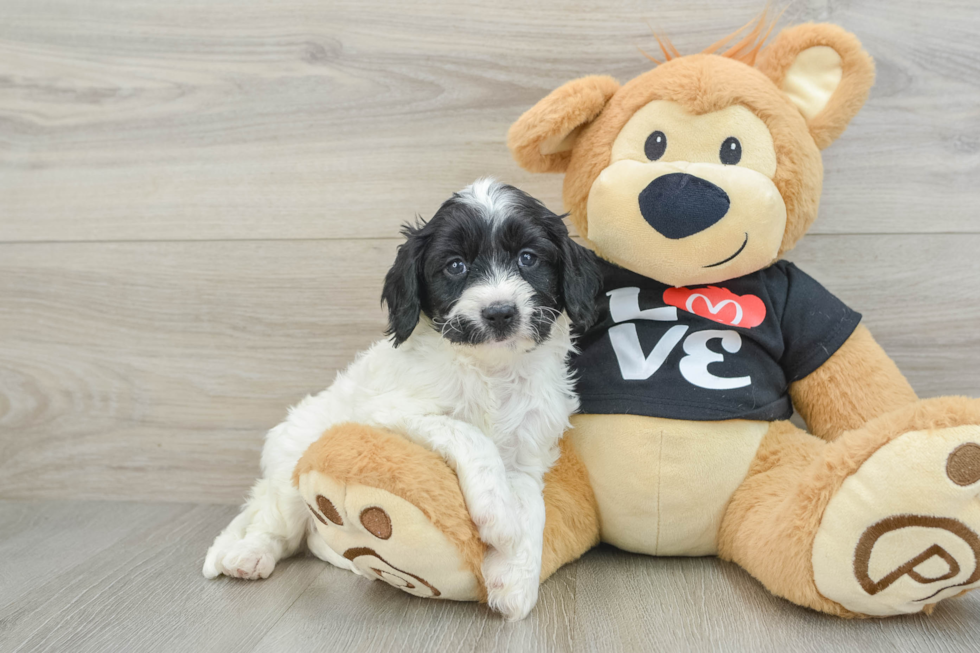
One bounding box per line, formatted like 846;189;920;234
789;324;918;441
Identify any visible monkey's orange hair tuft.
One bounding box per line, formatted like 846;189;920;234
643;6;783;68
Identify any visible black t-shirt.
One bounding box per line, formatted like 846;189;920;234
572;259;862;422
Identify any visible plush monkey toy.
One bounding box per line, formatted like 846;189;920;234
295;21;980;617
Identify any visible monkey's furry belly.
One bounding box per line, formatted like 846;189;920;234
568;413;769;555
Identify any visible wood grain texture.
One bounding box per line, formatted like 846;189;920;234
1;235;979;503
1;0;978;242
0;239;392;502
0;501;322;653
252;545;580;653
572;547;980;653
0;500;191;608
1;501;978;653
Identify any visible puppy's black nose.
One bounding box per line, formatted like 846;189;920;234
638;173;730;239
481;303;518;331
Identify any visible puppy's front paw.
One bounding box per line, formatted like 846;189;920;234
469;491;523;555
204;539;276;580
482;548;540;621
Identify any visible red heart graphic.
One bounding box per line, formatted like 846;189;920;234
663;286;766;328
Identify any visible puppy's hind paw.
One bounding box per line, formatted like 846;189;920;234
224;546;276;580
204;539;277;580
202;546;223;579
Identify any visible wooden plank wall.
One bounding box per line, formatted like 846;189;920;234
2;0;979;503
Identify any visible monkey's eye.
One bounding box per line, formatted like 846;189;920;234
720;137;742;165
644;131;667;161
445;259;467;276
518;251;538;268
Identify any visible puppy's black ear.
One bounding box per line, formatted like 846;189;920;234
559;238;602;331
381;223;428;347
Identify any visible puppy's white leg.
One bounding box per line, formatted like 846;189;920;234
203;476;309;580
372;413;522;556
202;501;256;579
204;394;348;580
483;471;546;621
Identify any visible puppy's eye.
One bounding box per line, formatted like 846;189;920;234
644;131;667;161
445;259;467;276
720;137;742;165
518;251;538;268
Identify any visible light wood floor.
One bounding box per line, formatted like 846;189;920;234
2;1;980;651
3;500;980;653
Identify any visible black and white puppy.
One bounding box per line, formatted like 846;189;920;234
203;179;601;621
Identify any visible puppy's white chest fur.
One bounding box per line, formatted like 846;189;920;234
455;359;551;454
401;319;579;468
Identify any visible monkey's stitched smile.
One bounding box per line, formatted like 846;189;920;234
703;233;748;268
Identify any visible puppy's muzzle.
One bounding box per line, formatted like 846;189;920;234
639;172;731;239
481;302;519;338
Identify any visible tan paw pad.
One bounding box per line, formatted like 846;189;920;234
297;470;480;601
813;425;980;616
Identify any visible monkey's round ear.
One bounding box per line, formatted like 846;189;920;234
508;75;620;173
756;24;875;150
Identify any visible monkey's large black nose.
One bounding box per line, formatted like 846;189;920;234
638;173;731;239
481;303;518;333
